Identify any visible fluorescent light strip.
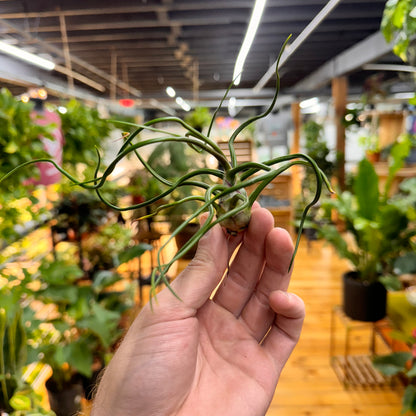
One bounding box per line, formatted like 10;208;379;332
232;0;267;86
0;40;55;71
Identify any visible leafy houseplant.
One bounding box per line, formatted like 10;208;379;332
1;36;333;300
318;156;416;321
0;88;53;245
382;0;416;105
58;98;112;174
23;254;137;415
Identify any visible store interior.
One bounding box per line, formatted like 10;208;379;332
0;1;415;415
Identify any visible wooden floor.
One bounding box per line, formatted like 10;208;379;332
265;238;403;416
136;235;404;416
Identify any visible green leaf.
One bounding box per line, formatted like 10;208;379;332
373;352;412;376
38;261;83;285
91;270;121;292
402;384;416;414
117;243;152;265
64;340;93;377
379;274;403;291
38;286;79;304
406;361;416;377
353;158;379;220
394;252;416;274
77;302;120;348
317;224;359;266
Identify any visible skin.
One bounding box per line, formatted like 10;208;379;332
91;204;305;416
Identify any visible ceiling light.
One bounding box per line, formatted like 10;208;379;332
300;97;319;108
393;92;415;99
0;40;55;71
228;97;237;117
232;0;267;86
175;96;191;112
166;86;176;97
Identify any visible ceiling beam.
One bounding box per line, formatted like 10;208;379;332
0;17;142;98
291;31;394;92
253;0;343;92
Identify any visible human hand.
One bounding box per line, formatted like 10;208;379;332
91;205;305;416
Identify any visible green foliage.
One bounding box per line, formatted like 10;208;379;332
0;88;53;245
0;273;53;414
303;120;334;177
20;251;140;391
381;0;416;63
184;107;212;131
373;329;416;415
0;88;51;190
59;99;112;171
318;158;416;283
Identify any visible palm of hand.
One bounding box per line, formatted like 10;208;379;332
92;207;304;416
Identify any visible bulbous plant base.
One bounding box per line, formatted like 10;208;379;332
45;376;83;416
343;271;387;322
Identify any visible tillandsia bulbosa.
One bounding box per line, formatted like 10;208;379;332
1;36;333;299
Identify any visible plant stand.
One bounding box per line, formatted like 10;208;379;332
330;305;393;388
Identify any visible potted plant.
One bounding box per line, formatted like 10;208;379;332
24;254;138;415
318;154;416;321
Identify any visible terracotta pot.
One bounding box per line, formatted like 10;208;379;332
342;271;387;322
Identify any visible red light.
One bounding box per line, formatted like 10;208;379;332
119;98;135;107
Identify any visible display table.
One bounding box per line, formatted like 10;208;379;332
330;305;393;388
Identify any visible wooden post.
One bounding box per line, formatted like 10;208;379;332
332;76;348;190
291;101;302;196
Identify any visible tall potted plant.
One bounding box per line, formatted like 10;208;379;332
318;156;416;321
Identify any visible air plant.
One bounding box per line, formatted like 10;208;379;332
1;36;333;299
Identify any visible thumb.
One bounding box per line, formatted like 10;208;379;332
160;221;229;314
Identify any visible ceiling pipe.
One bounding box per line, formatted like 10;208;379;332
253;0;343;93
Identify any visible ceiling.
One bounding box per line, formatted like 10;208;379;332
0;0;408;115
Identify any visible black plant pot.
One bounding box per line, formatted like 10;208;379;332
45;376;83;416
342;271;387;322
